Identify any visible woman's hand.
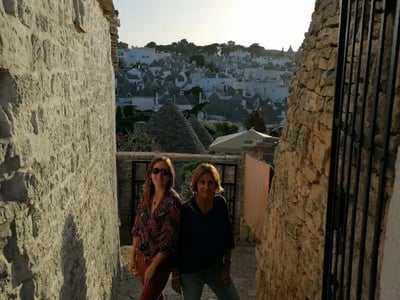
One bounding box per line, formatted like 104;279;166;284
128;253;138;277
129;238;139;277
171;276;182;294
220;262;231;287
144;262;157;283
170;269;182;294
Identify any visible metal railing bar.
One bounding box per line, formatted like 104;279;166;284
322;0;351;297
339;1;362;297
356;1;389;298
332;0;354;298
369;0;400;297
346;1;376;299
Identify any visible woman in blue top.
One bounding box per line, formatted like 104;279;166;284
172;163;239;300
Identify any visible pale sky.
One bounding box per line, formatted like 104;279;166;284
113;0;315;51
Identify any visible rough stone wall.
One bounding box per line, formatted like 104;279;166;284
0;1;120;299
256;0;400;298
116;152;243;245
255;0;339;298
380;147;400;299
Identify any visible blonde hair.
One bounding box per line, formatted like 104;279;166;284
190;163;224;194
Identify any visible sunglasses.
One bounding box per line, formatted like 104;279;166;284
151;168;171;176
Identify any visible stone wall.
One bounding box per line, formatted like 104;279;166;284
256;0;339;298
255;0;400;299
116;152;243;245
380;147;400;299
0;1;120;299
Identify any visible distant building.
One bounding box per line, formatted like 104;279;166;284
118;47;156;67
228;50;251;61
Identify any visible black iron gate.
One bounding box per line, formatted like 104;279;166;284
130;160;237;233
322;0;400;299
130;160;150;230
214;163;237;228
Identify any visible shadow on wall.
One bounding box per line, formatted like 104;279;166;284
0;69;36;202
3;220;34;299
60;214;87;300
1;69;35;299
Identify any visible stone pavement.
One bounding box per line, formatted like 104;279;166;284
116;241;258;299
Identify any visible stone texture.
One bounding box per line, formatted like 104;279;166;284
0;0;120;299
256;0;340;298
117;242;258;300
255;0;400;299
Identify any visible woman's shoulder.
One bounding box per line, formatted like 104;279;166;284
181;197;197;212
214;194;227;204
166;193;182;207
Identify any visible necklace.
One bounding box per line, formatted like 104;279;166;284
151;193;165;211
152;197;162;206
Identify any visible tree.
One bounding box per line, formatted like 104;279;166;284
176;39;190;55
205;61;219;73
183;102;209;118
248;43;266;57
145;41;157;48
202;43;220;55
118;58;126;70
206;98;225;116
244;110;267;133
189;54;206;67
117;41;129;50
214;121;239;137
184;86;203;104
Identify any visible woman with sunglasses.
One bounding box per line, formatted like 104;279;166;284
172;163;239;300
129;156;181;300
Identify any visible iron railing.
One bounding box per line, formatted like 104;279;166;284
322;0;400;299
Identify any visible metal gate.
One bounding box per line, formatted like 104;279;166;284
130;160;150;230
322;0;400;299
214;163;237;228
130;160;237;232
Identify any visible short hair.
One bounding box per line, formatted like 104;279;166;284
190;163;224;194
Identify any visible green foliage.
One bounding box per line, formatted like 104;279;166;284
179;161;202;201
115;76;137;97
201;43;220;55
121;39;294;62
117;41;129;50
116;130;152;152
261;101;287;124
145;41;157;48
118;59;127;70
205;61;219;73
248;43;267;57
189;54;206;67
206;98;225;115
224;100;248;122
200;121;217;136
213;121;239;137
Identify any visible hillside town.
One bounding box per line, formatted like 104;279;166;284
115;41;297;153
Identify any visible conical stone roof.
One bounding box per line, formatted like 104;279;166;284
143;101;205;154
187;115;214;148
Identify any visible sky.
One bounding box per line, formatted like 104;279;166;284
113;0;316;51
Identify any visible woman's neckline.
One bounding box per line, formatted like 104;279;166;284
195;195;214;214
